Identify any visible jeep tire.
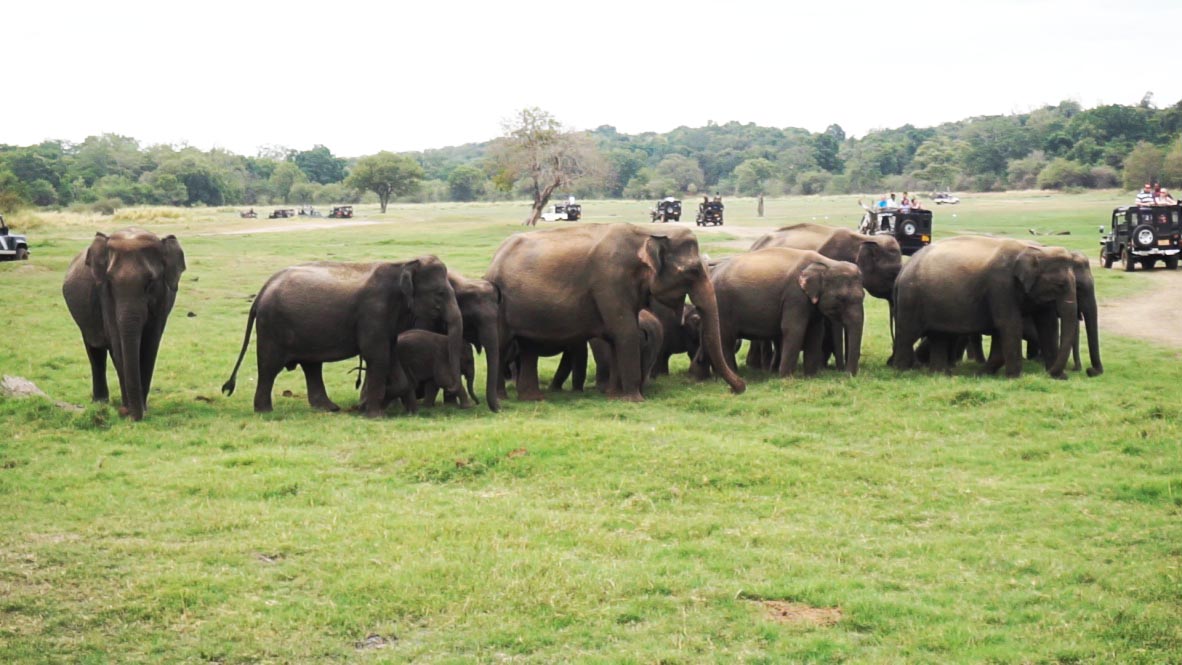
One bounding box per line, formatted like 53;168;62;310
1166;257;1179;271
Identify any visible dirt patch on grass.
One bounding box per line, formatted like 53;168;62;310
757;600;842;627
1099;268;1182;348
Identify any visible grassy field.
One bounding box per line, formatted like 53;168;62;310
1;191;1180;663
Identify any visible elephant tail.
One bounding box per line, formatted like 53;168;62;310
221;300;258;397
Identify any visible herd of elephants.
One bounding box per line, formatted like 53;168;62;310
59;219;1101;421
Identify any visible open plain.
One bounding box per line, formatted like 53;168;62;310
1;191;1180;663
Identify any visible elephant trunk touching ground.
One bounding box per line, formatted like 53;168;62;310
688;274;746;394
842;307;864;377
1081;293;1102;377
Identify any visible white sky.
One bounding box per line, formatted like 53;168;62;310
5;0;1180;157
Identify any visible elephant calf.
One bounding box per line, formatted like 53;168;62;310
391;330;477;411
551;309;665;394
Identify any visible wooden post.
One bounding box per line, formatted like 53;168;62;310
757;193;764;217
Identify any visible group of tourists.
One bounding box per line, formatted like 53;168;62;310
875;192;922;212
1135;182;1177;206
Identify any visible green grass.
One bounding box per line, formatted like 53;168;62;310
1;192;1180;663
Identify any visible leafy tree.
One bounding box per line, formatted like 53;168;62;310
1006;151;1048;190
140;171;188;206
1161;138;1182;188
269;161;307;204
345;151;424;213
909;137;963;189
654;154;705;193
603;149;645;198
814;125;845;173
486;108;605;226
795;171;831;195
155;149;234;206
293;145;347;184
69;134;146;186
1037;158;1092;189
733;158;778;195
447;164;486;201
1121;142;1165;190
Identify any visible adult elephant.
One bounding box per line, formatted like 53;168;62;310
702;247;865;376
415;271;500;411
485;224;745;401
892;236;1078;379
62;229;186;421
749;223;901;369
221;256;463;418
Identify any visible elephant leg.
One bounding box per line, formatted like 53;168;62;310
891;316;921;371
572;344;588;392
745;341;764;369
653;352;670;377
515;350;544;401
86;345;110;403
1034;311;1060;374
967;335;986;364
302;362;341;412
604;326;644;401
550;350;573;391
778;316;810;377
422;381;438;407
590;339;611;393
253;353;283;414
689;346;712;379
929;335;951;375
803;320;826;377
996;320;1024;378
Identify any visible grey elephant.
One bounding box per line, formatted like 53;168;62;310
485;224;745;402
415;271;499;411
221;256;464;418
699;247;865;377
892;236;1078;378
748;223;901;370
391;330;477;411
62;228;186;421
649;300;703;377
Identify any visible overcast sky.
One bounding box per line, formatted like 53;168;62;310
7;0;1180;157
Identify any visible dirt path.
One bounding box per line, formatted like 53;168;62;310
1098;268;1182;348
198;219;386;236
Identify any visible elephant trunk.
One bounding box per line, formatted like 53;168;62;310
829;321;846;370
479;320;501;412
1081;291;1102;377
689;276;746;394
844;307;864;377
444;296;466;397
116;303;147;421
1048;293;1078;378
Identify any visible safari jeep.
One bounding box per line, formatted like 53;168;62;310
651;197;682;223
1101;204;1182;271
0;216;30;261
858;206;932;255
541;202;582;222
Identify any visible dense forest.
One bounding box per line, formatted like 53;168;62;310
3;96;1182;213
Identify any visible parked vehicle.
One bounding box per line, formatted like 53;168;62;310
1100;203;1182;271
0;215;30;261
651;197;682;223
240;209;258;219
541;202;582;222
328;205;354;219
858;203;932;255
932;192;960;205
268;209;296;219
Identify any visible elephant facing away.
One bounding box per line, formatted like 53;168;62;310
892;237;1078;379
485;224;745;402
700;247;865;377
62;228;186;421
221;256;464;418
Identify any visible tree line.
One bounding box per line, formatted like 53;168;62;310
4;95;1182;215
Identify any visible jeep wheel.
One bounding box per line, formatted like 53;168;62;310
16;248;29;261
1166;257;1179;271
1123;248;1136;272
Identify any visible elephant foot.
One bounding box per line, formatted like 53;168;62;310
92;394;110;404
517;390;545;402
1086;367;1103;378
1048;371;1068;381
689;363;711;381
309;398;341;412
609;391;645;403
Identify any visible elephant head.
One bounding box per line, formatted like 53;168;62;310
1070;251;1102;377
405;256;465;395
798;261;865;376
1015;246;1077;378
855;236;903;300
85;229;185;421
680;302;703;363
640;227;745;394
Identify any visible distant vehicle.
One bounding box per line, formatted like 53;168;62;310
0;215;30;261
541;202;582;222
932;192;960;205
328;205;354;219
268;208;296;219
858;202;932;255
696;200;724;227
297;206;322;218
651;197;682;223
240;209;258;219
1100;203;1181;271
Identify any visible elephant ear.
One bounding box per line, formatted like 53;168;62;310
797;262;828;305
85;233;110;284
640;235;671;277
1015;248;1043;295
161;235;186;291
400;260;419;309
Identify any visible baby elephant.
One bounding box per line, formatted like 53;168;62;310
391;330;477;412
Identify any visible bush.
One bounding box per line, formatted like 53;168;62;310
92;198;122;215
1089;165;1120;188
795;171;831;195
1037;158;1093;190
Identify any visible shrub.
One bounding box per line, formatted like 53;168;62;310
1037;158;1092;190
